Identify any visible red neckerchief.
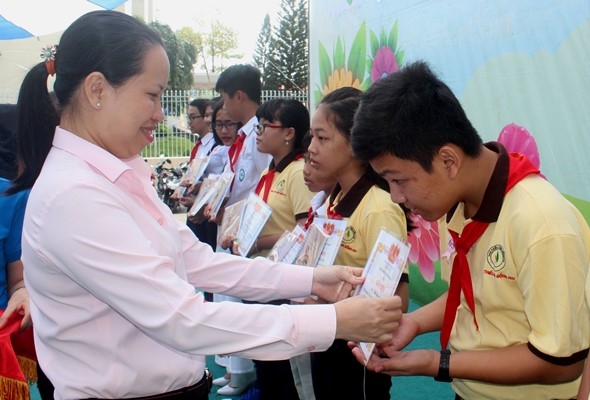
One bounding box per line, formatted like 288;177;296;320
304;207;315;230
254;152;303;203
189;139;201;162
440;151;540;350
326;202;342;220
228;132;246;172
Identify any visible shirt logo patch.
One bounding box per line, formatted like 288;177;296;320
341;226;356;244
239;168;245;182
277;179;285;191
486;244;506;272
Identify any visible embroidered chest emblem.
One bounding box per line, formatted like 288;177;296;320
486;244;506;272
342;225;357;244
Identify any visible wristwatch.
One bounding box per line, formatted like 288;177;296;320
434;349;453;382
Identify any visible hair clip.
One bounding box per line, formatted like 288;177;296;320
40;44;58;62
41;44;58;76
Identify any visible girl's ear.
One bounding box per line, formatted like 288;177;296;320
285;127;296;143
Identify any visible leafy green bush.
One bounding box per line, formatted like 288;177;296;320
141;136;194;157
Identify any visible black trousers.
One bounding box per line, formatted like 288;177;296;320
86;373;210;400
36;364;55;400
311;339;392;400
253;359;299;400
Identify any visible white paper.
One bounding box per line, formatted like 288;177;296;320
354;229;411;364
312;217;348;267
236;193;272;256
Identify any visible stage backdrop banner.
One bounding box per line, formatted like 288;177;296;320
309;0;590;301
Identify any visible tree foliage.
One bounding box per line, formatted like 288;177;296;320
254;14;280;89
149;21;196;91
202;20;242;73
255;0;308;90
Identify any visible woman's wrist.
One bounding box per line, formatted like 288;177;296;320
9;283;26;297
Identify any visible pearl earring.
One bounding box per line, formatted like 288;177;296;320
285;140;289;146
96;102;101;108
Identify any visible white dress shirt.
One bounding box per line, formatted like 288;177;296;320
194;131;216;159
23;127;336;400
225;116;271;206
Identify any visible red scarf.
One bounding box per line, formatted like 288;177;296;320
440;152;540;350
326;202;343;220
188;139;201;162
254;168;275;203
254;153;303;204
304;207;315;230
228;133;246;172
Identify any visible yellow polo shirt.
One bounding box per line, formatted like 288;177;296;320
254;159;314;257
330;180;407;269
439;143;590;399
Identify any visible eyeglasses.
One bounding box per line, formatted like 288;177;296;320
214;121;239;130
255;123;286;134
187;114;203;122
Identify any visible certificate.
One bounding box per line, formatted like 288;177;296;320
312;217;348;267
354;229;411;364
236;193;272;256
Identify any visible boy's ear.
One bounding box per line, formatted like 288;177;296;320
438;145;460;179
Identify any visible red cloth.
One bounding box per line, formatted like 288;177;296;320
303;207;314;231
0;311;26;382
440;152;540;350
326;202;342;220
228;133;246;172
254;168;275;203
188;140;201;162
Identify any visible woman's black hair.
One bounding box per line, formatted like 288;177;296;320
256;98;310;154
0;104;17;181
8;10;163;194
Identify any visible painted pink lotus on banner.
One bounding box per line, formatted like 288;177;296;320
407;214;440;283
369;21;405;83
497;123;544;177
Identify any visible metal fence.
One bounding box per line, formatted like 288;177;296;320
1;89;308;158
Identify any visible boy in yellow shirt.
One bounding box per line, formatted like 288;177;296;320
350;61;590;400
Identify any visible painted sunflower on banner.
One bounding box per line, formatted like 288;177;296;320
314;22;367;104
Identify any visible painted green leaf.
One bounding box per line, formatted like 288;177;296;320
380;27;387;47
361;77;371;91
369;30;379;56
318;42;332;87
334;36;346;70
396;49;405;66
348;21;367;83
314;88;323;105
388;20;399;51
346;0;352;5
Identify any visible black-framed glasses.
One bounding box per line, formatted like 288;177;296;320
255;123;286;134
187;114;203;122
214;121;239;130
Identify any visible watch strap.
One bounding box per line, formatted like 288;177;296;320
434;349;453;382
